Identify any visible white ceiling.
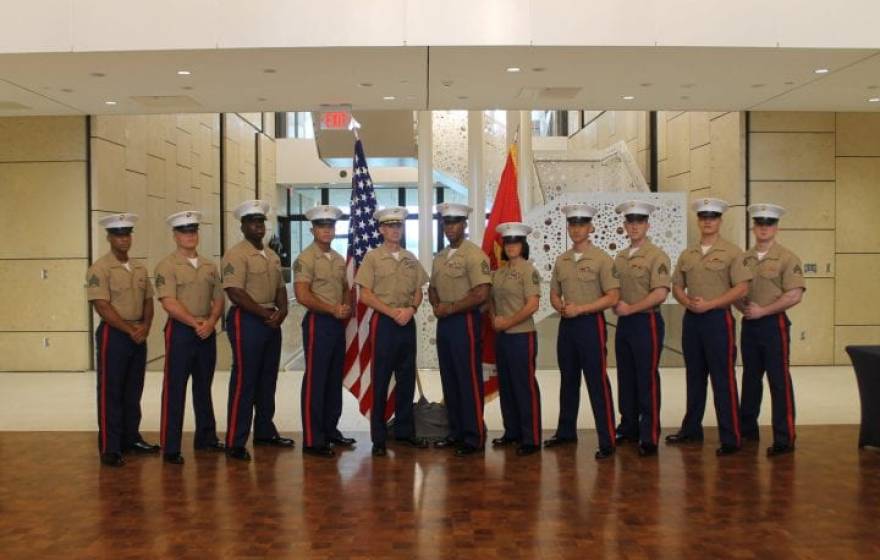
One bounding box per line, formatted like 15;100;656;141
1;45;880;116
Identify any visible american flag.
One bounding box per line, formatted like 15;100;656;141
343;139;395;419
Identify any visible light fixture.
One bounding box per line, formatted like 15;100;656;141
869;97;880;103
104;100;117;106
814;68;829;74
622;95;635;101
263;68;277;74
506;67;521;73
90;72;106;78
358;82;373;88
383;96;396;101
177;70;191;76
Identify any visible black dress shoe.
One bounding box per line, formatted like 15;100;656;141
254;435;295;448
615;434;637;445
226;447;251;461
329;435;356;447
638;443;658;457
492;436;517;446
516;444;540;456
100;452;125;467
163;453;185;464
433;438;459;449
716;444;740;456
303;445;335;457
767;443;795;457
396;436;429;449
594;447;615;460
194;441;226;452
543;435;578;448
127;440;160;454
665;433;703;444
372;444;387;457
454;445;484;457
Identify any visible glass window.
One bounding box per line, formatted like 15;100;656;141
286;112;314;139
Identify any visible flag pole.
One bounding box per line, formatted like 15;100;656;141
349;116;361;141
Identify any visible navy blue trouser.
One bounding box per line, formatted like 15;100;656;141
555;313;616;449
436;310;485;449
496;331;542;447
740;313;796;447
159;319;220;455
95;322;147;455
679;308;742;448
301;311;346;448
225;306;282;449
615;311;665;446
369;313;417;445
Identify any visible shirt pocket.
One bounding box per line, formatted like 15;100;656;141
109;269;130;294
576;264;598;282
759;264;781;279
628;263;649;278
704;258;727;272
444;260;466;279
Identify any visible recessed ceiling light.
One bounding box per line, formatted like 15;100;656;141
60;88;73;93
868;85;879;90
506;67;521;73
104;100;117;106
383;96;396;101
622;95;635;101
177;70;191;76
263;68;277;74
180;86;193;91
869;97;880;103
257;97;267;102
751;83;766;88
532;67;547;73
640;82;653;87
680;95;690;100
358;82;373;88
90;72;106;78
457;95;469;100
814;68;829;74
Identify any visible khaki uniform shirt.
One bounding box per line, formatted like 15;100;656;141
154;252;223;318
550;245;620;305
492;259;541;334
430;240;492;303
743;242;806;307
672;237;753;300
221;240;284;305
293;243;347;307
355;245;428;307
613;240;672;308
86;252;154;322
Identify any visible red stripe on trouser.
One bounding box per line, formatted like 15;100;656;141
465;313;484;445
648;312;660;446
777;313;796;443
527;332;540;446
369;312;379;411
160;321;173;449
226;309;244;447
724;311;741;445
100;324;109;453
596;314;616;447
304;313;316;447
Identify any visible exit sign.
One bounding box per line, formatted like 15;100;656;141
320;111;352;130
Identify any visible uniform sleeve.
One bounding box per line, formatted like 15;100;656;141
468;251;492;287
729;250;754;285
524;265;541;298
154;260;177;300
86;263;110;301
598;255;620;293
212;264;224;300
672;253;686;287
144;274;155;299
354;252;375;289
649;252;672;290
550;259;561;294
781;253;806;292
293;252;314;284
429;254;439;288
221;250;247;290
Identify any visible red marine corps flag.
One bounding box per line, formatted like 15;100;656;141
480;146;522;398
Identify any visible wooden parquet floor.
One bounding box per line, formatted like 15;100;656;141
0;426;878;559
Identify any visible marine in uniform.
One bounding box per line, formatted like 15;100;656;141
293;205;357;457
489;222;542;456
546;203;621;460
86;213;158;467
737;204;805;456
667;198;753;455
222;200;293;461
611;200;671;456
154;210;225;465
427;202;491;456
354;207;430;457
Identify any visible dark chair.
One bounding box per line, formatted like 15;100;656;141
845;345;880;448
